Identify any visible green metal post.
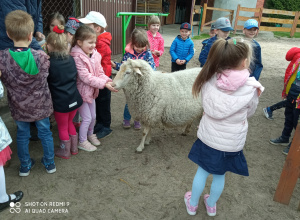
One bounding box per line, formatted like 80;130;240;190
116;12;169;55
198;7;203;36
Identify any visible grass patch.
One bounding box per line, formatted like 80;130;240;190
192;34;210;40
273;31;300;38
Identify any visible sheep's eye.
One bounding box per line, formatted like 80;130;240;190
125;71;131;75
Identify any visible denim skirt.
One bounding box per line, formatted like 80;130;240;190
188;139;249;176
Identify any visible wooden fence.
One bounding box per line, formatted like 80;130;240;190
200;3;234;32
233;4;300;37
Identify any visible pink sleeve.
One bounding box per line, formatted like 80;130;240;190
74;56;111;89
158;37;165;56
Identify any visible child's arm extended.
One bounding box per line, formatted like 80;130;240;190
112;53;130;71
74;57;112;90
145;51;156;70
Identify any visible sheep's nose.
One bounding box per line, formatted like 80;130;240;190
111;82;116;87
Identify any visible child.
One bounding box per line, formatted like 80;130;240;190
0;80;23;211
46;25;83;159
147;15;165;68
45;12;65;36
170;22;194;72
79;11;114;139
269;48;300;155
64;17;82;51
185;38;264;217
70;25;117;152
201;24;215;52
199;17;233;67
243;19;263;80
264;47;300;120
0;10;56;176
111;28;155;129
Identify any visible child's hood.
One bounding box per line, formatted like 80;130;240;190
202;75;263;119
286;47;300;61
97;32;112;46
216;69;249;92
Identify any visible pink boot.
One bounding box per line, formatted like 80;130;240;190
55;139;71;159
70;133;79;155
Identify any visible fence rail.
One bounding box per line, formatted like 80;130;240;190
233;4;300;37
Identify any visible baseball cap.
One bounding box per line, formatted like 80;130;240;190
214;17;233;32
244;19;259;29
210;24;215;30
180;22;191;30
79;11;107;28
65;17;81;35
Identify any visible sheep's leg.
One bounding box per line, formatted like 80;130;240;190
136;126;151;153
182;123;192;136
144;128;151;145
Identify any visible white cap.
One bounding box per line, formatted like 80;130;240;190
79;11;107;28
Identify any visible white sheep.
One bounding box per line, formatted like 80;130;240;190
113;59;202;152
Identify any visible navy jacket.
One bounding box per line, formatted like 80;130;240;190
249;39;263;81
47;55;83;113
199;35;231;67
170;35;194;63
0;0;43;50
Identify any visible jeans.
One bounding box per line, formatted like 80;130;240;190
124;104;131;120
15;117;54;167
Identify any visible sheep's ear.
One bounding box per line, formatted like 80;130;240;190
133;68;143;76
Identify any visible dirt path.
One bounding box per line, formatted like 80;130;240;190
2;38;300;220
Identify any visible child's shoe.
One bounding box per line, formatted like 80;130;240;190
55;139;71;159
78;140;97;152
70;133;79;155
184;191;198;215
134;121;141;130
19;158;35;177
123;120;131;129
263;107;273;120
87;134;101;146
282;143;291;155
96;127;112;139
41;158;56;174
203;194;216;217
269;136;289;146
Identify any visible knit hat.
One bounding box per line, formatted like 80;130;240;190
244;19;259;30
65;17;81;35
214;17;233;32
180;22;191;30
79;11;107;28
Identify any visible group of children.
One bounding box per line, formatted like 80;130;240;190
0;8;297;217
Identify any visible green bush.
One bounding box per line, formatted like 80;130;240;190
265;0;300;11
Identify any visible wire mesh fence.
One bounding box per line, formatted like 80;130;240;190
41;0;81;34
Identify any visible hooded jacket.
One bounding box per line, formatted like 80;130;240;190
96;32;112;77
282;47;300;99
0;81;12;152
197;73;264;152
0;48;53;122
147;30;164;67
70;45;112;103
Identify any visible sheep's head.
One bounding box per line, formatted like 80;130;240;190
113;59;150;90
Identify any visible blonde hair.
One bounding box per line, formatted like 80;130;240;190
192;38;252;97
131;28;149;48
5;10;34;41
46;25;68;57
148;15;160;29
72;25;96;47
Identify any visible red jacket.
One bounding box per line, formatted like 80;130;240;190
282;47;300;98
96;32;112;77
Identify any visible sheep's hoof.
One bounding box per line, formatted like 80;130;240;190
135;149;143;154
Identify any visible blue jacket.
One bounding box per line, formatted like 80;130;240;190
249;39;263;81
199;35;231;67
170;35;194;63
115;44;156;71
0;0;43;50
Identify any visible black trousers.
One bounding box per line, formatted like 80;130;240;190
270;99;288;112
171;62;186;72
95;86;112;128
281;94;300;139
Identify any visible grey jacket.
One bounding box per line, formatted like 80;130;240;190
0;80;12;152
